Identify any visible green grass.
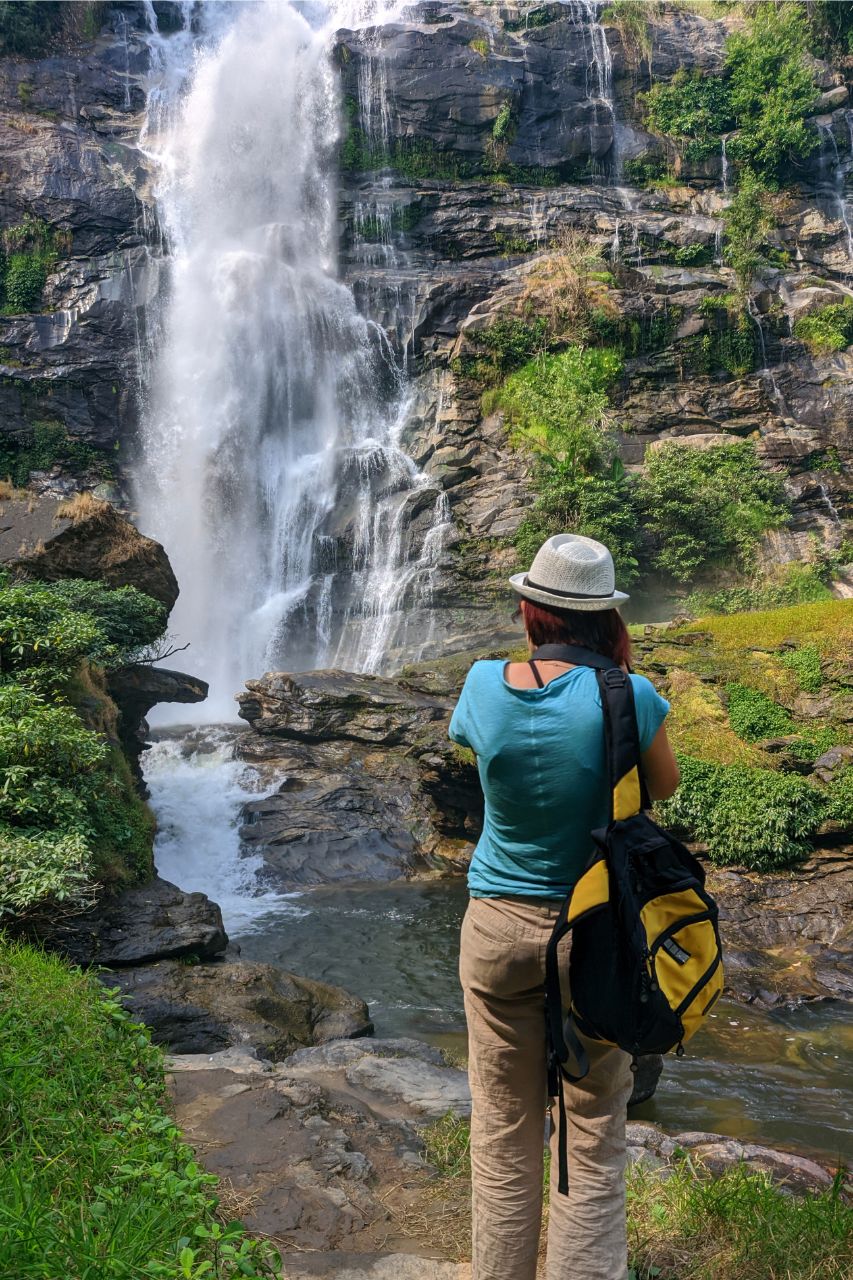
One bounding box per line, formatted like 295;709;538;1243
0;940;281;1279
419;1114;853;1279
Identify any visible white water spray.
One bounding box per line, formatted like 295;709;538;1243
135;1;448;718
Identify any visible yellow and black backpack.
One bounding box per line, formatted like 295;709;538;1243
532;644;724;1196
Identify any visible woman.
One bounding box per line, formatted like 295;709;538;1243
449;533;680;1280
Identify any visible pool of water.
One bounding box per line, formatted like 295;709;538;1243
236;878;853;1166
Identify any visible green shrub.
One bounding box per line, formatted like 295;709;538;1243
659;755;826;869
826;765;853;829
637;439;788;582
621;154;672;188
644;68;732;162
725;682;794;741
793;301;853;355
491;347;622;465
476;316;547;374
0;940;282;1278
601;0;656;63
685;565;833;615
0;578;167;679
0;216;59;314
0;419;109;485
780;643;823;693
724;1;819;182
722;168;774;294
514;463;641;586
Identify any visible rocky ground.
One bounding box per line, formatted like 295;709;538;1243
165;1038;840;1271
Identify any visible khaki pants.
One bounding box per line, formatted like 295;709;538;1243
459;896;634;1280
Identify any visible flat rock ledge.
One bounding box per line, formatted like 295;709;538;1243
165;1039;837;1266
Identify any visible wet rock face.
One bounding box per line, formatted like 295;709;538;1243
44;875;228;969
236;668;481;889
337;7;613;173
0;11;156;471
111;958;373;1058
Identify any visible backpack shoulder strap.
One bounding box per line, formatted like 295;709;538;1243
532;643;618;671
595;668;651;819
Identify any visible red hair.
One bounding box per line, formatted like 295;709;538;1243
519;598;632;668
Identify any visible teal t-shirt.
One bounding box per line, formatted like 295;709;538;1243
448;660;670;899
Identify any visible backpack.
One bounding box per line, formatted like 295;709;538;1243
529;644;724;1196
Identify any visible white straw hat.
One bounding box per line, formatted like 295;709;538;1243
509;533;629;612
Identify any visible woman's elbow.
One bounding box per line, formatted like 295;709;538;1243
647;761;680;803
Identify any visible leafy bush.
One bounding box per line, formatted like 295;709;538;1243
644;68;732;162
0;941;282;1278
685;564;833;615
685;297;757;375
722;168;774;294
726;682;794;741
514;463;641;586
0;577;166;915
659;755;826;869
476;316;547;374
793;301;853;355
637;440;788;582
826;765;853;829
490;347;622;464
780;643;823;693
724;1;819;182
0;578;167;680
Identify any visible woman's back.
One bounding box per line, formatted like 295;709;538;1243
449;659;668;898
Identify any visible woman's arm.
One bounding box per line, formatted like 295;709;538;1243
642;723;680;801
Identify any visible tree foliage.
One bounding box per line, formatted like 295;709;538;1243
724;2;819;180
636;440;789;582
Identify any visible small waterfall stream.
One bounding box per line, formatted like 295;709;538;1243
135;0;449;719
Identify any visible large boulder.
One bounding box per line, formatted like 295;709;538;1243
113;958;373;1057
0;492;179;609
237;668;451;746
45;876;228;968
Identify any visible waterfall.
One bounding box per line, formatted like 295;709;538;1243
816;120;853;268
567;1;619;176
134;0;449;720
721;135;729;194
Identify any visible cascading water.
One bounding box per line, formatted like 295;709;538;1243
816;119;853;268
135;0;448;720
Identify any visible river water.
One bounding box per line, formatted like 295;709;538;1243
146;733;852;1168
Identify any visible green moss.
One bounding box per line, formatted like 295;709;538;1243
793;301;853;355
780;643;823;693
469;37;489;57
726;682;794;742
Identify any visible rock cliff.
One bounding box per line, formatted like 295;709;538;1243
0;2;850;647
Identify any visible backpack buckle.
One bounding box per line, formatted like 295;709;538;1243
602;668;626;688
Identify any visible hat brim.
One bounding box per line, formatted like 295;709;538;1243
509;572;629;612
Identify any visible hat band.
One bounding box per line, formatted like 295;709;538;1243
524;575;614;601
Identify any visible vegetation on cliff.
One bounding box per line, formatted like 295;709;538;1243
0;575;167;920
642;600;853;869
0;939;282;1279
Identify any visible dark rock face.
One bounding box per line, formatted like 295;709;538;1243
0;14;157;470
338;8;613;172
46;876;228;968
0;493;179;608
112;958;373;1058
107;664;209;785
709;850;853;1005
237;669;452;746
236;668;481;888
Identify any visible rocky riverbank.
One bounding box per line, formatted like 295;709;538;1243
164;1037;843;1270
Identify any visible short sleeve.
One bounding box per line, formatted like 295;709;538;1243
631;674;670;753
449;671;474;749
